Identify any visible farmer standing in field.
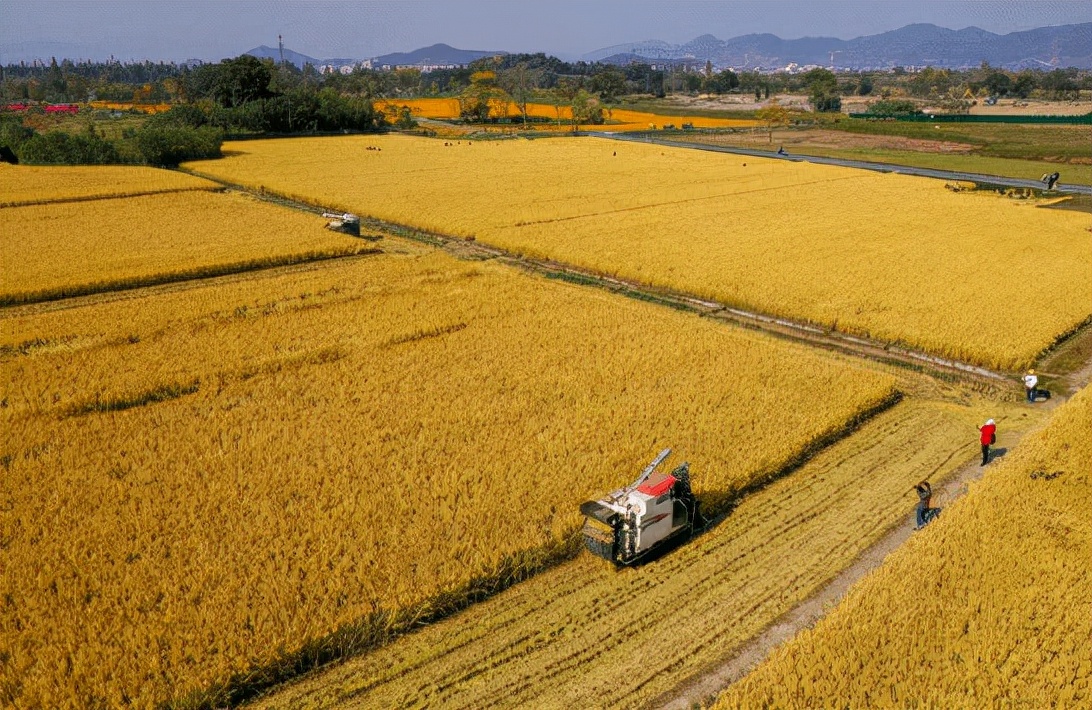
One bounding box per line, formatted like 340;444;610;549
1023;369;1038;403
978;418;997;465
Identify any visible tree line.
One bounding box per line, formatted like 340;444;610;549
2;53;1087;164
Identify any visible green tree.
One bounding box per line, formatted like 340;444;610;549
864;99;921;117
588;68;626;102
984;70;1012;97
1040;69;1079;100
705;69;739;94
803;67;840;112
499;62;543;124
196;55;276;108
568;88;602;131
1012;70;1038;98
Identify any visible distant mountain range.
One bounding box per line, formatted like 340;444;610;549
584;22;1092;70
371;43;503;68
244;43;501;69
241;22;1090;72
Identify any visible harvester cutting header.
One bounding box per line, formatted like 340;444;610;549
580;449;702;566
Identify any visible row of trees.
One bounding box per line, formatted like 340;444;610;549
4;53;1087;109
1;55;385;165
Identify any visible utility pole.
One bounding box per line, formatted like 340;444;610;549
279;34;285;66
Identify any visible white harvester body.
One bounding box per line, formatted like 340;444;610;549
322;212;361;236
580;448;701;566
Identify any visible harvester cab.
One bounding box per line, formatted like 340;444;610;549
322;212;361;236
580;448;701;566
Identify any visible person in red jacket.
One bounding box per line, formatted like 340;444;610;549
978;418;997;465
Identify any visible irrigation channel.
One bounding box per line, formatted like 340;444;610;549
588;131;1092;196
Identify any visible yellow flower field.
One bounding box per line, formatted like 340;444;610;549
185;135;1092;371
0;189;366;304
374;97;758;131
0;248;896;708
717;385;1092;709
0;162;218;206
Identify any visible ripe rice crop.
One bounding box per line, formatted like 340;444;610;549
251;396;1034;710
717;385;1092;709
0;190;368;304
373;97;758;131
185;135;1092;371
0;249;895;708
0;163;218;206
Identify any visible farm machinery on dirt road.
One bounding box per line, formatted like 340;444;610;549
580;449;703;566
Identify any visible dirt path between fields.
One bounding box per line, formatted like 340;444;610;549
653;340;1092;710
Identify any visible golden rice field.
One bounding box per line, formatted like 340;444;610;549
253;395;1037;709
0;246;897;707
374;97;759;131
0;190;367;304
185;135;1092;371
0;162;218;206
717;385;1092;709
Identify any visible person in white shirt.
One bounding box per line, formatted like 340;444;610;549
1023;369;1038;403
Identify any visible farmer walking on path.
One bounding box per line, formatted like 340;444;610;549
978;418;997;465
1023;370;1038;403
913;480;940;529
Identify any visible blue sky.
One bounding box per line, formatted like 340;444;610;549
3;0;1090;63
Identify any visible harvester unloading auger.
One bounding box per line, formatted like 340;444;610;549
580;448;703;566
323;212;360;236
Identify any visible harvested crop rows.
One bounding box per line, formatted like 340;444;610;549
0;189;370;305
717;385;1092;709
0;242;897;707
185;135;1092;371
250;396;1033;709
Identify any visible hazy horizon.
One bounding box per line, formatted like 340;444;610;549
3;0;1091;64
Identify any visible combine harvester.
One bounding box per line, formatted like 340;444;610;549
322;211;360;236
580;449;703;566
